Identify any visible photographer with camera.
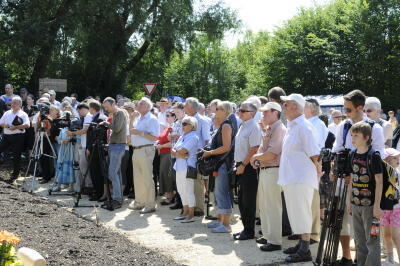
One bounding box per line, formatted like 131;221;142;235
232;101;262;240
98;97;127;210
331;90;385;266
37;105;61;184
86;100;108;201
66;102;93;191
249;102;286;252
0;96;30;182
278;94;322;263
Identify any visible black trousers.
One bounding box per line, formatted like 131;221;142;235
237;164;258;236
89;149;106;198
124;146;134;195
40;138;55;181
0;134;25;175
282;192;293;235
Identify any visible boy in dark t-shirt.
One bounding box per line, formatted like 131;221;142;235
346;121;383;266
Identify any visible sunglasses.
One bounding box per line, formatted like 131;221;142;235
344;108;352;113
239;109;253;113
166;114;175;117
363;109;373;113
182;122;191;127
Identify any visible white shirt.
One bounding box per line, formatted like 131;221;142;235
234;118;262;162
308;116;329;150
0;109;30;134
50;100;61;108
194;113;211;150
80;113;93;148
158;111;167;133
378;119;393;142
328;122;340;137
332;118;386;159
278;115;320;190
131;111;160;146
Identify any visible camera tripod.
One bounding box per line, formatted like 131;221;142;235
314;172;348;266
24;121;57;193
74;128;112;210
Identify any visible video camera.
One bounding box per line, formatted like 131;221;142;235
318;148;350;176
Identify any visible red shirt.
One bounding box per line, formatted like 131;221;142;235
158;126;172;154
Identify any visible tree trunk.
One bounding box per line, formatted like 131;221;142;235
28;0;75;96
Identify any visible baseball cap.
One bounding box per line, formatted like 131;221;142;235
306;98;320;106
259;102;282;112
280;93;306;108
385;148;400;158
48;89;56;95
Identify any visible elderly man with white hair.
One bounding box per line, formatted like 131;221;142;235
0;96;30;182
184;97;211;216
364;96;393;147
129;97;160;214
328;110;343;136
278;93;322;263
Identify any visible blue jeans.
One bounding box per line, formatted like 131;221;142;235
108;144;125;202
214;164;232;214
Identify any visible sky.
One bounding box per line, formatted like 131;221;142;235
202;0;330;47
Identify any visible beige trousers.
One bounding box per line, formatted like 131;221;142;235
258;168;282;245
194;173;205;213
133;146;156;209
311;189;321;241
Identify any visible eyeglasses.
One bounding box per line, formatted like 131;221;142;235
166;114;175;117
239;109;253;113
344;108;352;113
182;122;190;127
333;116;343;119
363;109;373;113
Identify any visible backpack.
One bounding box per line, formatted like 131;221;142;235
350;148;400;209
342;119;375;147
392;125;400;149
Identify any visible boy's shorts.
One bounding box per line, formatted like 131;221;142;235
381;208;400;227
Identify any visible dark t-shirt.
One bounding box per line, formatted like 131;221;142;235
348;149;383;206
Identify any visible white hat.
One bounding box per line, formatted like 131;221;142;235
259;102;282;112
280;93;306;108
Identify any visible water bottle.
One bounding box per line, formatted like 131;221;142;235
370;218;380;238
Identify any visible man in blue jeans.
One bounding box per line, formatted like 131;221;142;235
101;97;128;210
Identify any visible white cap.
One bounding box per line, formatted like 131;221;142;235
259;102;282;112
48;89;56;95
280;93;306;108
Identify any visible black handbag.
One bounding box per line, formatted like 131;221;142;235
186;166;197;179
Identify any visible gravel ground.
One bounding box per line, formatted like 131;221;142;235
0;162;180;266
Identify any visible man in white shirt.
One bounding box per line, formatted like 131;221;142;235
305;98;329;244
184;97;211;215
129;97;160;214
0;96;30;181
278;93;321;263
328;110;343;137
364;97;393;147
332;90;385;266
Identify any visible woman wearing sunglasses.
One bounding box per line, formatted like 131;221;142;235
171;116;199;223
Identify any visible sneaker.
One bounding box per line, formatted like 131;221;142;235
140;207;156;214
285;250;312;263
181;217;195;223
173;216;186;221
211;224;231;233
51;186;61;192
207;221;221;228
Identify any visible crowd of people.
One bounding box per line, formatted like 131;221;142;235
1;83;400;265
